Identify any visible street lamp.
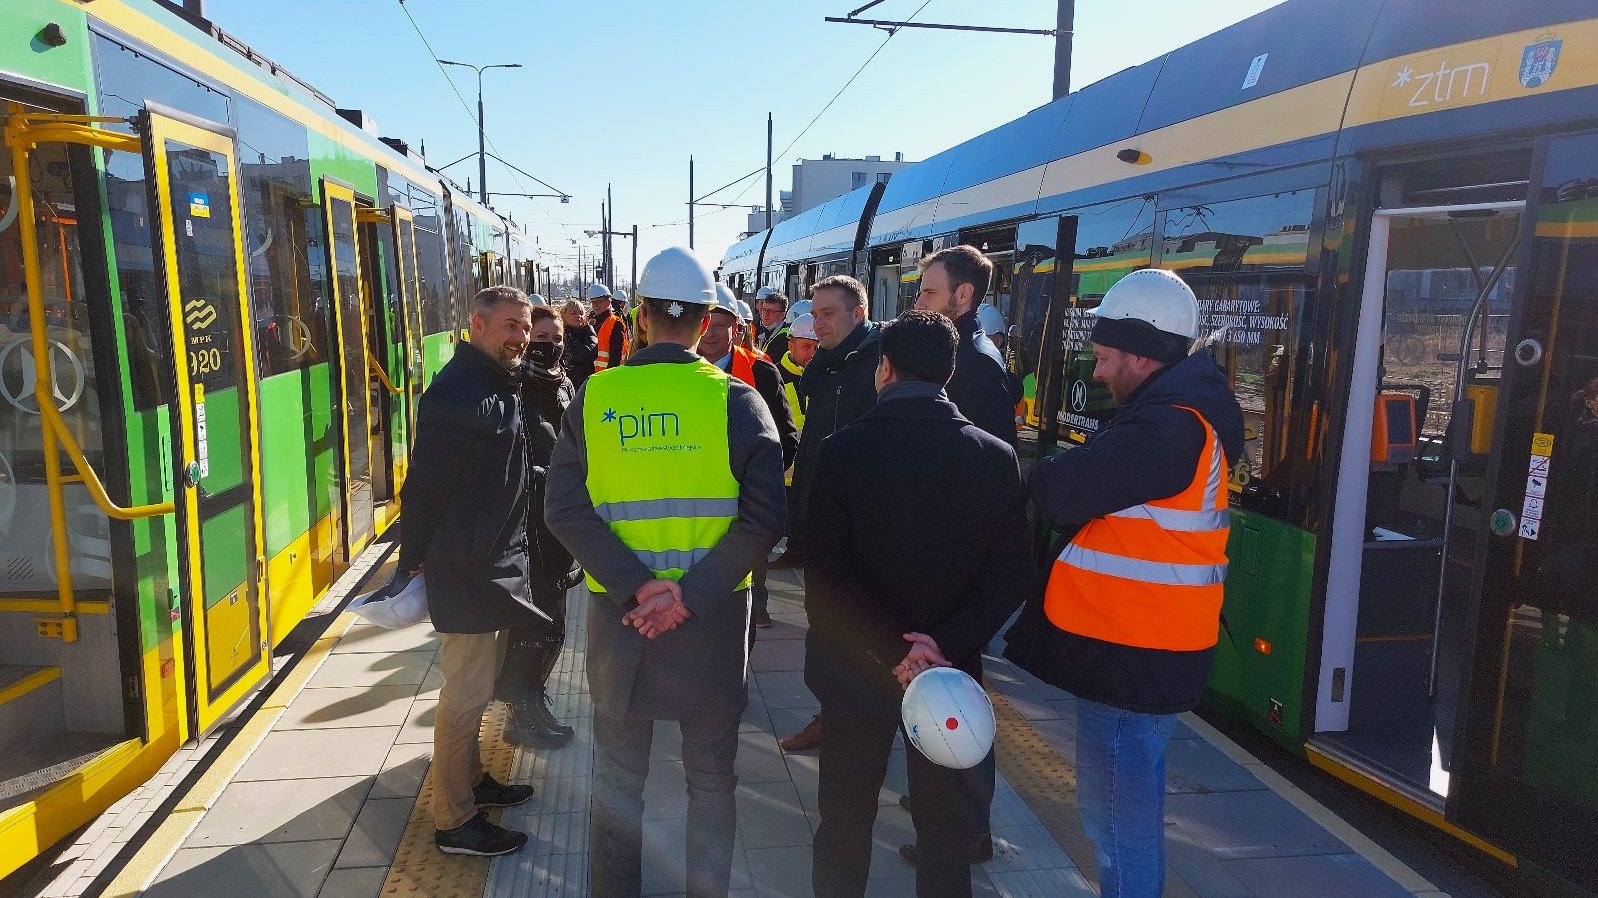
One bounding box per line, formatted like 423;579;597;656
437;58;522;205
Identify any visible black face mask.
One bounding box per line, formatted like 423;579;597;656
525;341;561;370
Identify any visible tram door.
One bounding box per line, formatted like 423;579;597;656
1317;197;1524;798
140;111;269;731
1451;131;1598;889
392;207;426;438
320;181;375;560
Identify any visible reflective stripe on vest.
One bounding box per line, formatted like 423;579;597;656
595;314;628;370
582;360;749;592
1043;405;1229;651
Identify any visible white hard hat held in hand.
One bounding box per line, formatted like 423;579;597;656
348;570;428;629
901;667;996;769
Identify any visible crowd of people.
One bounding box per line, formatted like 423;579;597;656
397;243;1242;898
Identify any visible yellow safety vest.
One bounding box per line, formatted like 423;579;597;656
582;359;750;593
779;353;806;432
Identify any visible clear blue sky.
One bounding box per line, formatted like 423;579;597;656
205;0;1285;287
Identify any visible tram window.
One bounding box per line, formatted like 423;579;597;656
1163;190;1316;520
237;98;326;377
450;208;474;328
92;35;231;133
1056;198;1157;444
0;138;110;591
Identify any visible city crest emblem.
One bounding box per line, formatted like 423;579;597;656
1519;36;1561;89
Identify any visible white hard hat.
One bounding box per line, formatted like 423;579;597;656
976;304;1005;337
735;299;754;322
789;313;818;341
615;288;628;302
529;293;545;306
637;245;717;307
587;283;612;301
901;667;996;769
348;572;428;629
1093;268;1200;339
712;283;743;318
785;299;812;325
756;286;782;301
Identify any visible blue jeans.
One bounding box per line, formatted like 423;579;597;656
1074;698;1177;898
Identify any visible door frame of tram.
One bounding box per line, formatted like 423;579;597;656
1446;129;1598;891
139;107;270;734
320;179;378;565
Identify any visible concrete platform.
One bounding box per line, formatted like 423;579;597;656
79;567;1445;898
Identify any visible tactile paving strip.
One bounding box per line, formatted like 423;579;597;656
380;702;518;897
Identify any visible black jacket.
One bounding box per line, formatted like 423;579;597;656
520;361;581;618
805;387;1032;716
947;309;1019;447
789;320;881;555
563;325;598;392
400;341;544;633
1005;350;1245;713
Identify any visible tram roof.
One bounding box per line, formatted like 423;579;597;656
763;185;876;267
736;0;1597;254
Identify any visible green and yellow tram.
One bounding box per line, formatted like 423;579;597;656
0;0;548;877
725;1;1598;891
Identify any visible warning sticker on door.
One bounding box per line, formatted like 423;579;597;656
1529;454;1550;477
1519;517;1541;540
195;384;210;479
1521;494;1545;522
1526;474;1548;498
1531;432;1555;457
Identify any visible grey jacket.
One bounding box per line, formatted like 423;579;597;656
545;343;786;719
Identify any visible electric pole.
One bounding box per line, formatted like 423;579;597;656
689;156;695;249
1054;0;1074;99
436;59;521;205
765;113;774;230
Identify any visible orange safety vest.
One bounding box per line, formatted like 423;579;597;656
595;311;629;371
1043;405;1229;652
728;345;759;387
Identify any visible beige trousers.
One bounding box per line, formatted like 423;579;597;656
432;631;507;830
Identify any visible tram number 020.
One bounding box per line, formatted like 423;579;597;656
189;347;223;378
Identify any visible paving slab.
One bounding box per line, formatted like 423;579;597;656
307;650;434;689
1220;851;1421;898
317;866;388;898
186;775;371;847
1165;788;1347;860
334;797;413;868
233;726;401;782
142;839;342;898
273;684;418;730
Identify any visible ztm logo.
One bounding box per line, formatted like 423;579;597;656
606;407;681;445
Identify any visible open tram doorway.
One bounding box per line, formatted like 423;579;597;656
1316;170;1526;801
319;180;375;564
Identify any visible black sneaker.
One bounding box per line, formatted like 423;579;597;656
752;608;773;628
898;836;994;865
472;773;535;808
435;811;528;856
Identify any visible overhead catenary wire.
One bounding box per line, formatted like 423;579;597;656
395;0;573;237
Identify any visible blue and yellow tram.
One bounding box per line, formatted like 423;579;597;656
723;2;1598;891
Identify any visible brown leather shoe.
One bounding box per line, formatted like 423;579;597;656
778;714;822;752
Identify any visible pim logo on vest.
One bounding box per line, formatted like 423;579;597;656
603;406;698;452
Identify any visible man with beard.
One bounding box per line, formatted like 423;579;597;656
402;286;542;857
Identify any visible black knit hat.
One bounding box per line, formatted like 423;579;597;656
1090;315;1190;365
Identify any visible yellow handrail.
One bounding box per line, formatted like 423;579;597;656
4;110;170;640
40;401;175;520
367;351;404;394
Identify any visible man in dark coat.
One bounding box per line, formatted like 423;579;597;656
777;274;881;752
915;244;1018;447
400;285;546;857
806;310;1031;898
